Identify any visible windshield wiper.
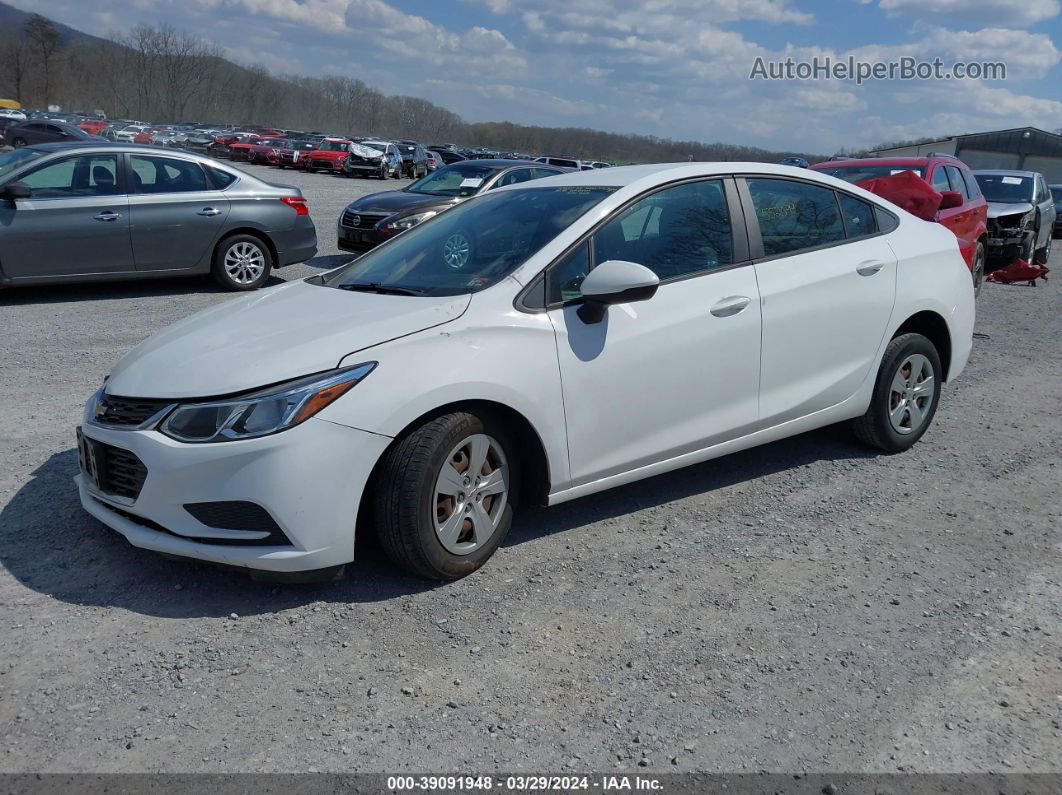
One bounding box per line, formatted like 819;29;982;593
336;282;427;296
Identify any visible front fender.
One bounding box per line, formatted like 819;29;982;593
319;306;571;491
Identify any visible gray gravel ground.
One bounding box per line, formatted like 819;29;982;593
0;165;1059;775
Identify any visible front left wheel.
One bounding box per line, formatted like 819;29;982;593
373;411;518;580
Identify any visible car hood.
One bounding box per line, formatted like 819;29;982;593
348;190;456;215
986;201;1034;219
106;279;470;399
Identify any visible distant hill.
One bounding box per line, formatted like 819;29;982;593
0;0;111;47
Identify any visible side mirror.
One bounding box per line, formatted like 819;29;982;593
938;191;963;210
1;182;31;200
576;259;660;324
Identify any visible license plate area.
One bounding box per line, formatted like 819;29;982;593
76;426;102;492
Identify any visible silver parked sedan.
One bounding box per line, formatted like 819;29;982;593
0;142;317;291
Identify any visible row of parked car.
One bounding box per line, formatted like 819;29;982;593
0;110;614;180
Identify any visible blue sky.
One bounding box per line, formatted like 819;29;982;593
11;0;1062;153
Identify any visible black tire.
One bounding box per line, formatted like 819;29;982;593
373;411;518;580
379;164;388;180
211;233;273;291
852;333;942;453
1033;234;1051;265
971;241;985;298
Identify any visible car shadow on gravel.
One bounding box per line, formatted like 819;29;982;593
505;424;878;546
1;426;875;618
0;449;438;619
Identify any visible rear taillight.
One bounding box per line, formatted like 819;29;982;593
280;196;309;216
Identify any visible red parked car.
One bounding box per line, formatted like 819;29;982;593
77;119;108;136
304;138;353;173
247;139;287;165
228;134;281;162
812;155;988;293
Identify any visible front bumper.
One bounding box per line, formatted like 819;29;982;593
337;223;388;252
985;228;1034;262
77;417;391;572
308;159;345;171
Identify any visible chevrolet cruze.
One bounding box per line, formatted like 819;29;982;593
77;163;975;581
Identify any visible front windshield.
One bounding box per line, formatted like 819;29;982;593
817;165;925;182
317;141;348;152
408;162;503;197
975;173;1034;203
323;186;617;297
0;148;44;181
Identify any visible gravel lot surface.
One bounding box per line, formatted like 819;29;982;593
1;165;1059;775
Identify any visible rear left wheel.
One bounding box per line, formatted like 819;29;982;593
373;411;517;580
851;333;942;453
212;234;273;291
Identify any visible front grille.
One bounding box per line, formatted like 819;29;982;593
94;394;173;428
341;211;386;229
96;443;148;500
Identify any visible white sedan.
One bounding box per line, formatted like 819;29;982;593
77;163;974;581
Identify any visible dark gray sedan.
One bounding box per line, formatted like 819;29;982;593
0;143;317;290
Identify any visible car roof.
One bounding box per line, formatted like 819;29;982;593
27;141;114;152
452;158;539;167
812;156;936;168
513;161;893;192
971;169;1040;177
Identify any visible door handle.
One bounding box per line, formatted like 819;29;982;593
197;207;222;216
710;295;751;317
856;260;886;276
93;211;122;222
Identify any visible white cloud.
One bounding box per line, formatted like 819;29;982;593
876;0;1061;27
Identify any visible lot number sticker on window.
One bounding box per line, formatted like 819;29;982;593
1002;176;1023;185
460;178;484;188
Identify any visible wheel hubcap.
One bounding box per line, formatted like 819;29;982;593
433;433;509;555
224;242;265;284
888;354;935;435
442;233;471;269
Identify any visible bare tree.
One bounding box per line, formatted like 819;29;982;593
24;14;62;106
0;34;30;103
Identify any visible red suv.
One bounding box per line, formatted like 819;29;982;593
812;155;988;293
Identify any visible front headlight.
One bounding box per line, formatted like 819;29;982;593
159;363;376;443
385;210;438;231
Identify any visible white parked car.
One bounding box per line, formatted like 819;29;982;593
113;125;147;142
77;163;974;581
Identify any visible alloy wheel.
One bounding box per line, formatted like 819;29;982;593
433;434;509;555
888;354;935;435
224;241;266;285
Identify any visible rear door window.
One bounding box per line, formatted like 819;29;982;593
745;178;844;257
929;167;952;192
130;155;208;193
945;166;970;199
838;193;877;239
